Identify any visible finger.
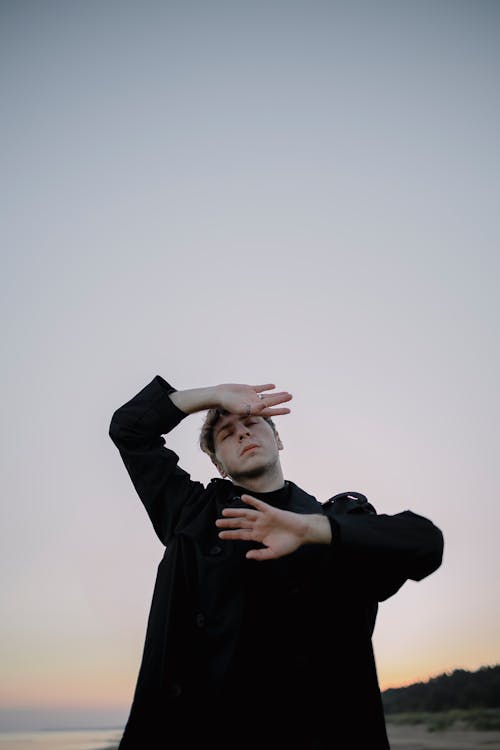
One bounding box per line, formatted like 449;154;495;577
220;508;259;518
241;494;268;510
251;383;276;393
246;547;276;561
216;517;255;528
257;392;293;406
219;529;254;540
260;407;291;416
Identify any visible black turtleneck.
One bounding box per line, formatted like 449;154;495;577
231;480;291;509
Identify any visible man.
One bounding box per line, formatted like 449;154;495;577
109;376;443;749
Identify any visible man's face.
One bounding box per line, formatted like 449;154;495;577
212;413;283;482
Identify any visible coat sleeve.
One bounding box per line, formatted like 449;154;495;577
322;492;444;602
108;375;205;545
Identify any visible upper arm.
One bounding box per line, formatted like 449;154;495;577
109;376;205;544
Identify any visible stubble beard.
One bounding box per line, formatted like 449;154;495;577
229;455;278;485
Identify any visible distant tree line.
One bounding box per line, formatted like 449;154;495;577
382;665;500;713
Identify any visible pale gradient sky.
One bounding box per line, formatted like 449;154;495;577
1;0;499;732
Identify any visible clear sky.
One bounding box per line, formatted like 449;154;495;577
1;0;499;732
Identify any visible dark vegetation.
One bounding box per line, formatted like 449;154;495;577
382;665;500;730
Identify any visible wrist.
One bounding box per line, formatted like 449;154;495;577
305;514;333;545
169;386;220;415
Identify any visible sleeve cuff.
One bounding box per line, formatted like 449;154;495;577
109;375;188;442
150;375;189;424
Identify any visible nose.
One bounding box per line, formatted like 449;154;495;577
237;425;251;441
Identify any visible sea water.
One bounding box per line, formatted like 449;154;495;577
0;728;122;750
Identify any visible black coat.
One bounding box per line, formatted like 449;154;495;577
109;376;444;749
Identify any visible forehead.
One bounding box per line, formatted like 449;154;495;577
213;413;265;436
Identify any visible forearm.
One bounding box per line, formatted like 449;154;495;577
324;510;444;595
169;386;221;414
332;512;442;569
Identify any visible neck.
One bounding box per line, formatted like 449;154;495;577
231;463;285;494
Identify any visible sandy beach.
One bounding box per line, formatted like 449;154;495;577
102;726;500;750
101;726;500;750
99;727;500;750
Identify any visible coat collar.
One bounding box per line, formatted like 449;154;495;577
209;477;323;515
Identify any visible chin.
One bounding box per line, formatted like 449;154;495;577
231;461;273;483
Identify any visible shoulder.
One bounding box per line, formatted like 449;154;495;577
322;491;377;515
286;481;324;512
207;477;239;501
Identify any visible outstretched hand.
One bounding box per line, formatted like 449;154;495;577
215;494;310;560
215;383;292;417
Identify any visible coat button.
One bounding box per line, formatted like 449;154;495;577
167;682;182;698
195;612;206;628
209;545;222;556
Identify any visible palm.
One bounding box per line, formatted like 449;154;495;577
257;510;305;556
215;495;309;561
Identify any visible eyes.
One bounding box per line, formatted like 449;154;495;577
219;418;259;441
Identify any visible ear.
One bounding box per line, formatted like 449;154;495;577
275;432;284;451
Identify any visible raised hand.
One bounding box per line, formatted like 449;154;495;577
169;382;292;416
215;383;292;417
215;494;311;560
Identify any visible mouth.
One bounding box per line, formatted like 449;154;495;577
240;444;259;456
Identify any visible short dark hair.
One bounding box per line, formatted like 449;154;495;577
199;409;277;463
